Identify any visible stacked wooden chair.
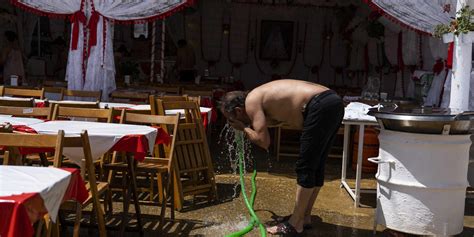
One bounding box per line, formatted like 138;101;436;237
150;96;217;211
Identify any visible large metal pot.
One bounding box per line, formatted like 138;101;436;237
368;106;474;134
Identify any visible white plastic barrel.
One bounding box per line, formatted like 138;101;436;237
372;130;471;236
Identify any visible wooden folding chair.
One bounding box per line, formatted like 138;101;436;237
50;101;100;109
59;130;108;237
181;89;213;98
110;90;149;103
3;87;45;99
0;98;35;107
0;131;65;237
61;89;102;102
117;111;180;226
152;99;217;210
0;105;52;119
42;80;67;88
51;105;113;122
43;87;65;100
150;86;181;95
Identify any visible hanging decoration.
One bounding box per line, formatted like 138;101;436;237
200;0;224;70
328;9;350;86
228;3;251;71
253;19;299;79
302;7;326;82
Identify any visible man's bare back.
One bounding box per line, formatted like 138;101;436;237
246;79;329;130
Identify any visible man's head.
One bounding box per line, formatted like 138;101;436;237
220;91;249;123
4;31;17;42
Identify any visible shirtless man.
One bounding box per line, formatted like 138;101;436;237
220;79;344;236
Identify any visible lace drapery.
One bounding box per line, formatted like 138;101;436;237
12;0;193;101
365;0;455;34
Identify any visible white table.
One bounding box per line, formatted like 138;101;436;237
340;119;379;207
29;120;158;165
0;116;45;126
0;166;72;221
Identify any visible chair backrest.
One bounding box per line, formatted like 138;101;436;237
60;130;95;175
52;104;113;122
43;87;65;95
0;130;65;166
42;80;67;88
61;89;102;102
110;91;149;103
0;85;4;96
158;95;188;102
156;100;202;123
3;87;45;99
181;89;213;98
0;98;35;107
150;86;181;95
50;101;100;109
0;105;52;119
120;110;179;157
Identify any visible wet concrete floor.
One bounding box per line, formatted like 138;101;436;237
72;152;474;237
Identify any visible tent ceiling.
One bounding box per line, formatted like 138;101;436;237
230;0;359;7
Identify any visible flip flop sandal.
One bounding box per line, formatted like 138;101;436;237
273;221;304;237
277;215;313;230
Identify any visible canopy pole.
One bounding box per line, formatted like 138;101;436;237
150;21;156;83
450;0;474;111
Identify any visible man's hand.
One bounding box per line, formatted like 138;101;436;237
228;118;246;131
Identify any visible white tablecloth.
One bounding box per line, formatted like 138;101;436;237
0;96;34;101
343;102;377;122
166;107;213;121
29;121;158;165
130;104;151;110
0;166;71;221
99;102;136;109
0;116;45;126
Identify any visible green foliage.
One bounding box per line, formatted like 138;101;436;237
434;5;474;38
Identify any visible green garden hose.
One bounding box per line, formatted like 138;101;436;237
225;131;266;237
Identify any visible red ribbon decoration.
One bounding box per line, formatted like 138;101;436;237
433;59;444;75
69;11;86;50
87;11;100;58
446;42;454;69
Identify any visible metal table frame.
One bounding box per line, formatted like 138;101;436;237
340;119;379;207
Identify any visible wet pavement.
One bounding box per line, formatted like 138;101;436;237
71;151;474;237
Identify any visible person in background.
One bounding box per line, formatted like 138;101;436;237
52;37;68;80
175;39;196;82
0;31;25;85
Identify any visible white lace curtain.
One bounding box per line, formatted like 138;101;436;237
367;0;456;34
13;0;192;100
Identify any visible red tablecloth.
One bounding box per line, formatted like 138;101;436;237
110;127;170;162
0;168;87;237
11;125;171;162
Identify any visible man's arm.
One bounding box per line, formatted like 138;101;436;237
243;101;271;150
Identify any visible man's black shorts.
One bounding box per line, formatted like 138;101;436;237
295;90;344;188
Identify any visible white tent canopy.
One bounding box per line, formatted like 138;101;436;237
12;0;193;101
366;0;456;34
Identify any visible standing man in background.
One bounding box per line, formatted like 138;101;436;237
175;39;196;82
0;31;25;85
